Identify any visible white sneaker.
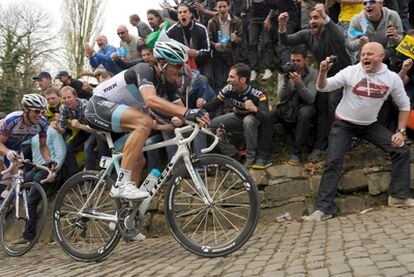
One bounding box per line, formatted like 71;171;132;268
131;233;146;241
250;70;257;81
262;69;273;80
300;210;332;222
110;182;149;199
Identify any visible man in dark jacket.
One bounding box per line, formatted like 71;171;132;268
55;71;92;100
207;0;243;90
267;46;317;165
279;3;351;162
166;3;212;80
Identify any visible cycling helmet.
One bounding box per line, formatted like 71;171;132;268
21;94;47;109
153;40;188;63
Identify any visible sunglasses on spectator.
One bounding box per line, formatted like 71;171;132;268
117;31;126;36
29;108;45;115
363;0;380;6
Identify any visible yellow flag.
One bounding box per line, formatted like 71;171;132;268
396;35;414;59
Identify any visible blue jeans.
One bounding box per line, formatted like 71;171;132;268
316;120;411;214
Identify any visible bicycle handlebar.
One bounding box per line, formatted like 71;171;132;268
175;121;219;154
1;159;55;185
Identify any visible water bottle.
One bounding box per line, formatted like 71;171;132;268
217;30;222;43
142;168;161;194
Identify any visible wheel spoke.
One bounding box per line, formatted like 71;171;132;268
211;169;230;199
181;207;207;231
190;209;209;239
213;206;241;232
215;190;249;204
211;208;230;241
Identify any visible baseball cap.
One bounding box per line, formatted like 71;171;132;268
33;71;52;80
55;70;70;79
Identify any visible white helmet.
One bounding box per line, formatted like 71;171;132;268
21;94;47;109
154;40;188;63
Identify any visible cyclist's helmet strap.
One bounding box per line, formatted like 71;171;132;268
22;94;47;109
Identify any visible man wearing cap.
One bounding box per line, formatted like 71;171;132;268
33;72;52;92
56;71;91;100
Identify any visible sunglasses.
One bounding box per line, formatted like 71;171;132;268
363;0;379;6
29;108;45;115
169;63;184;70
117;31;126;36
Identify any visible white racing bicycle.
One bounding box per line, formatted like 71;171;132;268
0;159;54;256
52;122;260;261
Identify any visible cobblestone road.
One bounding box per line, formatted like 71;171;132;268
2;206;414;276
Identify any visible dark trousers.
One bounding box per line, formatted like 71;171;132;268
65;131;97;175
23;168;48;240
313;89;343;151
213;53;233;90
317;120;411;214
212;113;273;161
248;19;274;71
268;105;316;155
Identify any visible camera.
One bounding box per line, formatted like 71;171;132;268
328;55;338;64
278;61;297;74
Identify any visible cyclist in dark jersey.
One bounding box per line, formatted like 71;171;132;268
85;39;210;200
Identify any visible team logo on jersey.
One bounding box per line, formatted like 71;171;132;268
352;78;389;98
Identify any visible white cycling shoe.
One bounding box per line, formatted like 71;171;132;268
110;182;149;199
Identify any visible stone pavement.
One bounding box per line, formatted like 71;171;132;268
2;206;414;276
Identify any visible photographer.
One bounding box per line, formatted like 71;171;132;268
279;4;351;162
267;46;317;165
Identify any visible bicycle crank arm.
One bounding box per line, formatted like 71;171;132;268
79;212;117;222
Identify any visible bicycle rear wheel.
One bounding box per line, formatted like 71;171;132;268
52;171;121;262
165;154;260;257
0;182;47;256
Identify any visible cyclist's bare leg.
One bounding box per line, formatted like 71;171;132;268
121;108;152;184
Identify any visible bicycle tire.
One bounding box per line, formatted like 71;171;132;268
52;170;121;262
0;182;47;256
164;154;260;257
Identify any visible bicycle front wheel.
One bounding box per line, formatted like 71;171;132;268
165;154;260;257
52;170;121;262
0;182;47;256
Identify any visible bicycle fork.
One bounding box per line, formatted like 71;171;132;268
183;155;213;206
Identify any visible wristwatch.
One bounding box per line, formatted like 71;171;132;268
397;128;407;136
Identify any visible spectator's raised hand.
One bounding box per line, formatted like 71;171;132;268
359;36;369;48
188;48;200;58
386;25;398;40
196;98;206;108
244;100;258;113
278;12;289;27
84;44;94;57
264;16;272;31
320;57;333;72
402;58;413;71
314;3;327;19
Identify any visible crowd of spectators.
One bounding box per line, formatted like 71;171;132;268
27;0;414;188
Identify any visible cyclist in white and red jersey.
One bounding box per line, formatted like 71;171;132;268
0;94;56;172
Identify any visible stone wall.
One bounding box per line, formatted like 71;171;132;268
28;144;414;241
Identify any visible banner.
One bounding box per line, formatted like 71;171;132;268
396;35;414;59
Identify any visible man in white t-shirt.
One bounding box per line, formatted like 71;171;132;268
303;42;414;222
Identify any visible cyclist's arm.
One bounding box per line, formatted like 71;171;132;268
39;135;52;164
141;86;187;119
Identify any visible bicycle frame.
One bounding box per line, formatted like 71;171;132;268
78;123;219;223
